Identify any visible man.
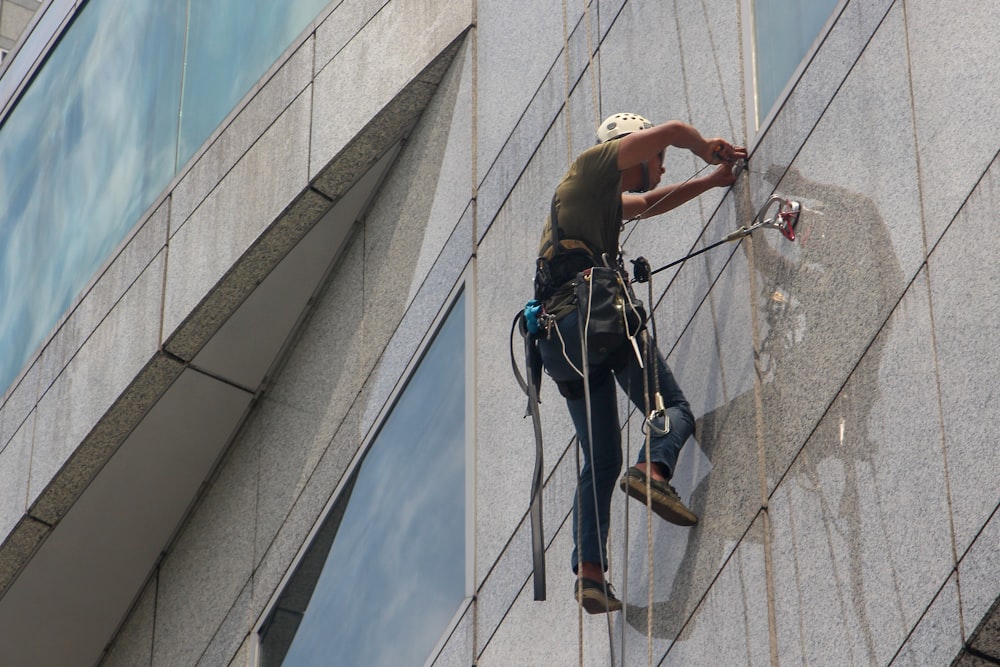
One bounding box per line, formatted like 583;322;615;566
533;112;745;614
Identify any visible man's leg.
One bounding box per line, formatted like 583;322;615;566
616;333;698;525
538;313;624;566
563;372;623;574
617;333;695;476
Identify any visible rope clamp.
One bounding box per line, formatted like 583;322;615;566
724;195;801;242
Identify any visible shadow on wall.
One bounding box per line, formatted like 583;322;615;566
626;165;906;653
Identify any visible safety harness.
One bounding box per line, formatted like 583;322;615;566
511;186;802;605
513;195;646;602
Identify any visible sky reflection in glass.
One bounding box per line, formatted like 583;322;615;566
261;295;466;667
178;0;329;167
0;0;331;396
0;0;184;394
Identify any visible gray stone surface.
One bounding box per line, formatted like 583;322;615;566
359;211;471;439
163;90;312;343
0;360;37;455
430;602;474;667
475;500;537;655
627;253;763;640
0;416;31;542
748;0;894;193
101;576;156;667
374;41;471;304
475;59;565;241
475;130;578;584
769;269;953;666
904;0;1000;247
250;404;365;619
658;517;770;667
151;433;258;667
196;578;253;667
474;0;563;188
309;0;471;183
927;153;1000;556
752;4;925;492
29;252;168;509
166;187;332;364
13;1;994;665
0;1;36;44
35;199;168;400
227;635;252;667
970;598;1000;661
171;36;315;235
891;573;963;666
477;520;624;667
248;192;472;578
313;0;384;70
959;505;1000;647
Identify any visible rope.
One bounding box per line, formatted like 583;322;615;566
561;3;617;664
558;3;585;662
580;273;617;662
641;333;655;667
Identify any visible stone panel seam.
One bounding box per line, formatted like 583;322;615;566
474;4;591;241
470;3;479;660
900;0;964;640
170;86;313;244
885;571;959;664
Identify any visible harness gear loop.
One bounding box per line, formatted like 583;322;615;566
510;311;548;601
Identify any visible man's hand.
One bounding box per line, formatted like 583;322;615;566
703;138;747;165
707;162;739;188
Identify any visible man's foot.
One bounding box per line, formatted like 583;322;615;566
574;577;622;614
620;466;698;526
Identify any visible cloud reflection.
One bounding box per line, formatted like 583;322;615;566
272;297;467;667
0;0;331;395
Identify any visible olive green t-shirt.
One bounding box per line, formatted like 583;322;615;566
537;141;623;318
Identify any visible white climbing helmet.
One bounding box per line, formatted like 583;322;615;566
596;112;653;143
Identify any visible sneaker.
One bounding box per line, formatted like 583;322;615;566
620;466;698;526
574;577;623;614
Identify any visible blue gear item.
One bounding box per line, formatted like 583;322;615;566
523;299;544;335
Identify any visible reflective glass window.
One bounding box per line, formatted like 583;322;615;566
258;293;468;667
0;0;186;393
178;0;330;166
752;0;840;128
0;0;334;395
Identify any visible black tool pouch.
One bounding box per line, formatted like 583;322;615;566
534;249;596;301
575;266;647;354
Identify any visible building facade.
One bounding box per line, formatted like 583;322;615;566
0;0;997;665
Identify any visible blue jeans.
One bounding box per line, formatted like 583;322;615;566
537;310;695;572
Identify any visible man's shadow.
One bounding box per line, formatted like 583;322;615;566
623;165;905;656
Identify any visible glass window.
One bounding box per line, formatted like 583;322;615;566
751;0;841;129
0;0;334;396
0;0;186;394
258;293;468;667
177;0;330;167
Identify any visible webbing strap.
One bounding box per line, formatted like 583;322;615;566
511;312;547;600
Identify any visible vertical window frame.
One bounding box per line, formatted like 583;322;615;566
251;275;474;667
